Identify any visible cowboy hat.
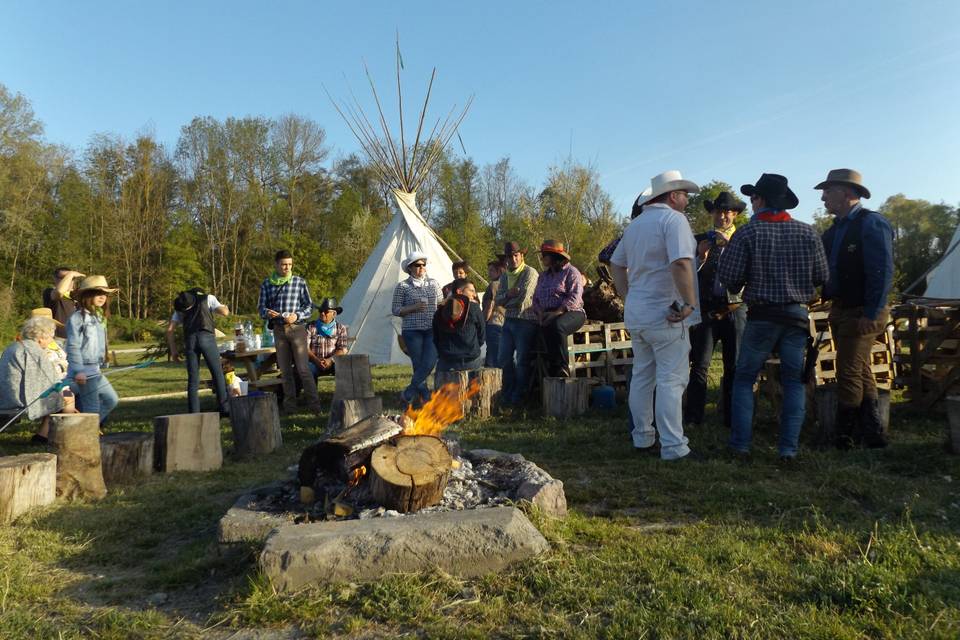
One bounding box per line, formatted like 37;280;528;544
503;241;526;256
401;252;429;272
75;274;118;295
703;191;746;213
539;239;571;261
814;168;871;199
644;170;700;202
30;307;63;327
740;173;799;210
314;297;343;314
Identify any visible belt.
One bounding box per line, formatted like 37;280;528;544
749;302;808;310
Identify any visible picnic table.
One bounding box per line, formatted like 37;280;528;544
221;348;287;396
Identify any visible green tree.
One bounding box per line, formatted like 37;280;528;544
880;194;959;294
685;180;748;233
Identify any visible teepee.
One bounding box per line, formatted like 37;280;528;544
332;53;474;364
924;223;960;299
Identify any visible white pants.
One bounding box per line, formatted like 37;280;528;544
629;324;691;460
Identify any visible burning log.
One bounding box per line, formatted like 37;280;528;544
297;415;402;486
368;435;452;513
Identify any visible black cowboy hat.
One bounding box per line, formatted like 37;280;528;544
703;191;746;213
314;297;343;314
740;173;799;210
173;288;200;313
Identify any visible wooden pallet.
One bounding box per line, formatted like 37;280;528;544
892;301;960;409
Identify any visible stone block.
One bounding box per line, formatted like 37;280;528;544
517;479;568;518
154;412;223;472
218;483;292;544
260;506;549;590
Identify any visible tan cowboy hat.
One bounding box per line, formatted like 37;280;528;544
75;274;118;295
814;168;871;199
30;307;63;327
645;170;700;202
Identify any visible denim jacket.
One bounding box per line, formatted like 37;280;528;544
66;310;106;377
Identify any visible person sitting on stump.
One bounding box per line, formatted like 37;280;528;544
166;287;231;416
433;278;485;372
307;298;349;379
532;240;586;377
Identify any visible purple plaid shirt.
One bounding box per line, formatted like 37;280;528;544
718;215;828;306
532;263;584;313
307;321;348;359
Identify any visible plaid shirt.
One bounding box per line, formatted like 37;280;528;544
717;215;828;306
392;277;442;331
532;262;584;312
258;276;313;323
307;321;348;359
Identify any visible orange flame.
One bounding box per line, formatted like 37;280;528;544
403;380;481;437
348;465;367;487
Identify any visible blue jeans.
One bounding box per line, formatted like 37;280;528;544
498;318;538;405
185;331;228;413
402;328;437;404
730;319;808;457
72;373;119;425
484;323;503;368
436;355;483;373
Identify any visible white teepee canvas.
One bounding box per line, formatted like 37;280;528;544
339;190;454;364
924;224;960;299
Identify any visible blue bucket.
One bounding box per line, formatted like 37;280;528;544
591;384;616;409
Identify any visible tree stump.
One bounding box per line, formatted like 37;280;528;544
813;385;838;447
433;368;502;419
369;435;451;513
433;370;472;416
948;395;960;454
0;453;57;524
100;432;154;484
332;354;375;401
229;393;282;456
328;396;383;433
298;415;402;485
154;413;223;472
48;413;107;500
542;378;590;418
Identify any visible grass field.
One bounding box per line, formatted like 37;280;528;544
0;353;958;639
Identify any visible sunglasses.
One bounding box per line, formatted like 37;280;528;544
410;262;426;269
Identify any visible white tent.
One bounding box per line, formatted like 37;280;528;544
339;191;454;364
924;224;960;299
330;53;474;364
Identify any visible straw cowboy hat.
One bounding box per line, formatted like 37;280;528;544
75;274;118;295
644;170;701;202
539;239;571;261
814;168;871;199
30;307;63;327
703;191;746;213
740;173;799;210
401;251;429;272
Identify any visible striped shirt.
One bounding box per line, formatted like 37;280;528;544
308;321;349;359
717;215;828;306
258;276;313;324
392;277;443;331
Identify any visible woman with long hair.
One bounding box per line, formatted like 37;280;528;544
65;275;119;424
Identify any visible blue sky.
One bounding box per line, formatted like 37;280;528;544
2;0;959;221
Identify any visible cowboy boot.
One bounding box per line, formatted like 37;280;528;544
859;396;888;448
834;406;859;450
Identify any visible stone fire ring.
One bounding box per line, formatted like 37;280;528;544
260;506;549;590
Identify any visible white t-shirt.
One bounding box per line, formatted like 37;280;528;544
171;294;222;323
610;203;701;330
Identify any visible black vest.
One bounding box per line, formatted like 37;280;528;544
181;291;215;336
822;212;868;308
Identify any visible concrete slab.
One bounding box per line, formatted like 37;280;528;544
218;483;293;544
260;506;548;590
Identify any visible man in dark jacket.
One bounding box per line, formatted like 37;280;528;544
433;278;485;372
817;169;894;449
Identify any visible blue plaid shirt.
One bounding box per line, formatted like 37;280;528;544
258;276;313;323
718;214;828;306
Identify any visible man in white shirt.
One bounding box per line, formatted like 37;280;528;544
610;170;700;460
166;288;231;415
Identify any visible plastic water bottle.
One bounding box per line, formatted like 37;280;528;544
262;320;273;347
244;320;253;342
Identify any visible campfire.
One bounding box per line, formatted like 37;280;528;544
298;381;482;515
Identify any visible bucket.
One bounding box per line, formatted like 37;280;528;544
591;384;616;409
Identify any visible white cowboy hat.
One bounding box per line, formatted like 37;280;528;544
645;170;700;202
401;251;429;273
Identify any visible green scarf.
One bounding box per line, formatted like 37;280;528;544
269;271;292;286
505;263;524;290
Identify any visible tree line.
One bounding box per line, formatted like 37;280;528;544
1;82;957;331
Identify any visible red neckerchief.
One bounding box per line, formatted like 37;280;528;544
756;210;792;222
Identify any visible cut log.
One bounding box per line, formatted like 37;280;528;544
298;415;402;485
542;377;590;418
433;370;472;416
154;412;223;472
0;453;57;523
229;393;282;456
328;396;383;433
48;413;107;500
332;354;375;401
368;435;451;513
433;368;502;419
100;432;154;484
